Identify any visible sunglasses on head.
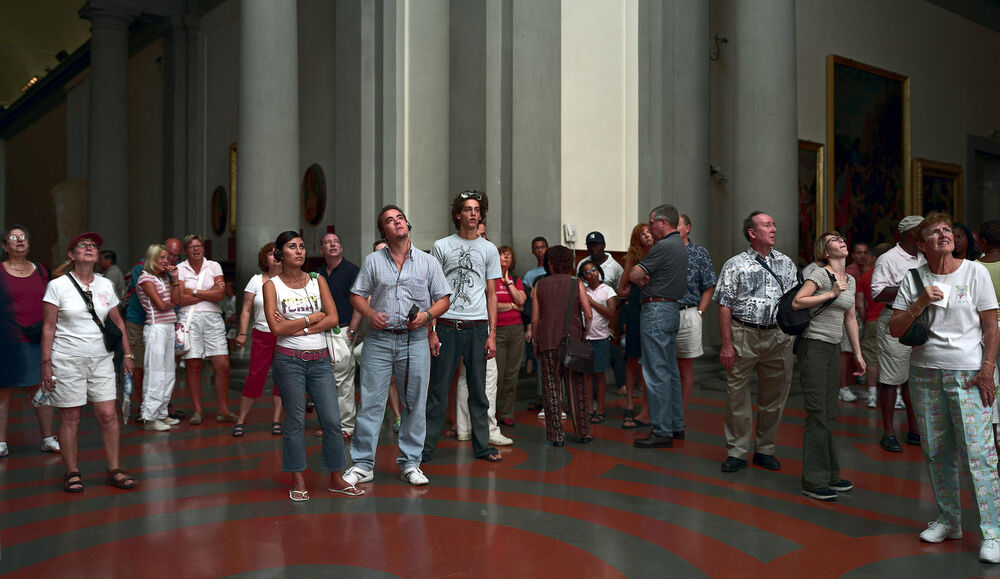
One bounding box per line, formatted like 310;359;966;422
459;191;483;201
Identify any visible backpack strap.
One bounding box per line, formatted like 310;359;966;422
755;255;785;292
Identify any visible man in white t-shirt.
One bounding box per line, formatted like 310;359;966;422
577;231;625;290
871;216;925;453
424;190;504;464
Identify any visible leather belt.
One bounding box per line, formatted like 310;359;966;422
275;346;329;361
733;318;777;331
641;297;676;304
678;304;698;310
436;318;488;330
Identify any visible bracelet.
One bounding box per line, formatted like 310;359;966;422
238;332;247;336
906;305;921;318
430;324;437;333
984;361;996;368
304;315;311;327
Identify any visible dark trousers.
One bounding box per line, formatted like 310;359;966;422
798;338;841;490
424;323;496;459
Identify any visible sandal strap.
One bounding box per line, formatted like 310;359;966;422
64;471;81;480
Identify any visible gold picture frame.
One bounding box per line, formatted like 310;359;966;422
912;158;963;218
228;143;237;234
798;140;824;266
826;55;910;246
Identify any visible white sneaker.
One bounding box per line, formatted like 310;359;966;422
981;539;1000;563
919;521;963;543
161;417;180;426
489;434;513;446
342;465;374;486
143;419;172;432
400;467;429;486
457;432;471;441
537;409;545;419
839;387;858;402
867;387;877;408
0;442;8;458
40;436;60;453
895;393;906;410
560;412;568;420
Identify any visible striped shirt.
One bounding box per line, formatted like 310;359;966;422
136;272;177;325
351;244;451;330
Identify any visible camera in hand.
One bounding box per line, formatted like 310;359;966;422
407;304;420;322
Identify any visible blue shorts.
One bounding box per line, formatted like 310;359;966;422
588;338;611;374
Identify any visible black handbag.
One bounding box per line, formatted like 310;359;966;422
899;269;930;347
756;256;835;336
555;277;593;373
66;273;123;353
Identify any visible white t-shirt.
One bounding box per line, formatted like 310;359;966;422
894;260;999;370
577;254;625;291
431;234;502;320
243;274;271;333
585;283;616;340
43;273;120;357
872;244;926;301
176;259;224;315
270;275;326;351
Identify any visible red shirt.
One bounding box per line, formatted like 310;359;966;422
496;276;524;327
858;268;884;323
3;264;48;342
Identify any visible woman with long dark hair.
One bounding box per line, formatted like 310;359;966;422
263;231;362;501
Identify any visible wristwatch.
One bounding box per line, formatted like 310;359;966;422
304;326;310;335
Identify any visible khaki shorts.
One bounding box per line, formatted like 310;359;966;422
876;309;911;385
48;350;117;407
125;320;146;369
861;320;879;368
182;311;229;360
676;307;704;358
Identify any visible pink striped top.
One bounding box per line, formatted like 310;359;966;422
136;272;177;325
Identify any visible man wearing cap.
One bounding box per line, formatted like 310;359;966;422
627;204;688;448
713;211;797;473
870;215;925;452
578;231;625;291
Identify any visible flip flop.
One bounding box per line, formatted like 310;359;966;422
232;424;246;438
329;484;365;497
289;489;310;502
589;413;606;424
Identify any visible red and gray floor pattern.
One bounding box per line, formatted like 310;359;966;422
1;366;997;578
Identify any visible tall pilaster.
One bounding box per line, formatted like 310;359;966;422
236;0;300;284
730;0;798;257
82;6;132;259
162;16;193;239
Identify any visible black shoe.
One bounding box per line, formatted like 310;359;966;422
829;479;854;492
880;435;903;453
801;487;838;501
752;452;781;470
552;440;564;447
672;430;685;440
906;431;921;445
721;456;747;472
634;433;673;448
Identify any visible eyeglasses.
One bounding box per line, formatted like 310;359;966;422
7;234;26;241
459;191;483;200
76;242;98;249
824;236;844;246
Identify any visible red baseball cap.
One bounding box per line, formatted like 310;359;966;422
67;232;103;253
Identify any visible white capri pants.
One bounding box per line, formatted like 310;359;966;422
142;323;177;421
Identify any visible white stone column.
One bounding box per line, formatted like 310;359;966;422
730;0;798;257
82;7;132;259
236;0;300;284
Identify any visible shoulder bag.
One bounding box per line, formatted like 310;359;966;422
556;277;594;373
66;273;122;353
175;266;208;355
899;268;930;347
757;256;835;336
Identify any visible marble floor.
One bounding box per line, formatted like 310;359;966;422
1;356;999;578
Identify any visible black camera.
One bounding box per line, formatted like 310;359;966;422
407;304;420;322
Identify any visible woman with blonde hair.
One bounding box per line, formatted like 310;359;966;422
617;223;655;428
135;244;182;431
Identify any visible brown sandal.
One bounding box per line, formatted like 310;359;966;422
63;471;83;493
106;468;136;490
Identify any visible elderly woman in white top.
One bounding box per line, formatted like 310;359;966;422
889;212;1000;564
792;232;865;501
41;232;136;492
176;234;235;425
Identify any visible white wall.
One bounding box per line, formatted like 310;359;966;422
560;0;637;253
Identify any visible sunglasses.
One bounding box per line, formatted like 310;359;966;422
459;191;483;201
7;234;26;241
583;268;600;276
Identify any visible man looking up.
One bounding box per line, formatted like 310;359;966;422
714;211;797;472
424;190;504;463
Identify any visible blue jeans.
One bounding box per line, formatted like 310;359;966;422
640;301;682;437
272;352;346;473
351;330;431;472
424;322;496;459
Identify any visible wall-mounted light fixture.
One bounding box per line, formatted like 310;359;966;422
710;165;727;185
709;36;728;61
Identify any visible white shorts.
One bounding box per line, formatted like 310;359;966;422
49;350;117;407
183;311;230;360
876;309;911;386
676;307;704;359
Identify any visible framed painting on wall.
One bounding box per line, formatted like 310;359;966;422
826;55;909;247
210;186;227;235
912;158;963;218
798;140;824;266
301;164;326;225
